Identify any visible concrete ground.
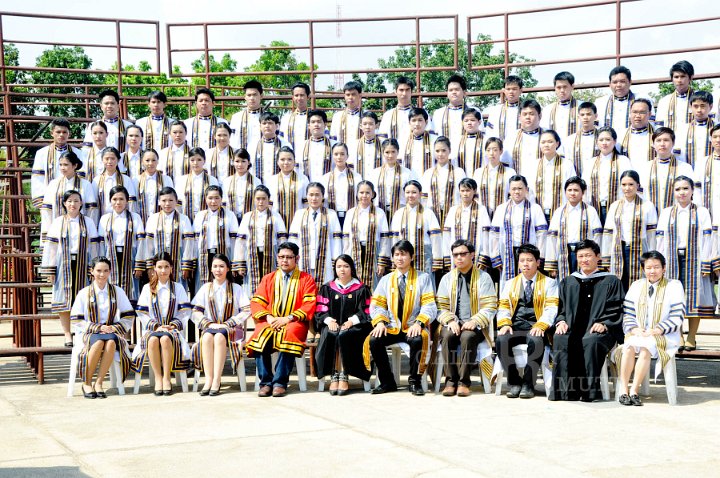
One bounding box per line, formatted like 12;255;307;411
1;321;720;478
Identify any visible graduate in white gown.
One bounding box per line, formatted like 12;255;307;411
204;123;234;183
320;143;361;229
563;102;600;178
221;148;261;223
472;137;517;218
135;91;174;152
390;180;444;277
619;98;656;171
432;74;483;149
443;177;492;270
545;177;603;282
40;190;100;346
184;87;228;152
639;127;695;215
301;110;336;183
354;111;383;179
528;130;576;223
288;182;343;290
402;108;437;179
485;75;523;142
655;175;716;351
191;254;250;396
595;66;650;133
503;99;545;176
379;76;422;147
541;71;580;143
490;175;547;289
279;82;311;154
342;180;391;291
420;136;465;229
675;91;714;168
367;138;418;221
31;118;82;208
174;148;220;223
40;151;98;240
233;185;288;298
158;121;191;183
601;170;658;292
267;146;310;230
82;90;133;152
330;80;363;157
97;185;146;302
193;185;239;293
70;256;135;399
133;149;174;224
582;127;632;225
120;125;144;180
144;187;197;291
93;147;137;216
655;61;695;132
456;109;486;176
80;121;109;184
249;112;291;184
693;124;720;219
131;252;192;395
229;80;264;151
618;251;685;406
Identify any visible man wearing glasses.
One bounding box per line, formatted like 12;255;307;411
436;240;497;397
247;242;318;397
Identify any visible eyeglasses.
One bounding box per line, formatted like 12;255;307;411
452;251;472;258
277;255;296;260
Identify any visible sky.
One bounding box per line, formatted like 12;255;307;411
2;0;720;99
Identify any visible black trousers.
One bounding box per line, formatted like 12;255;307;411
550;330;615;401
440;328;482;386
495;332;544;386
369;331;424;387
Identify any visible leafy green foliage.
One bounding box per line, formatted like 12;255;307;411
377;35;538;111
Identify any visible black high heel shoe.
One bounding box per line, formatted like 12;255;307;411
82;384;97;399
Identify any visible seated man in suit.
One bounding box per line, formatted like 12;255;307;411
367;240;437;396
550;239;624;402
496;243;558;399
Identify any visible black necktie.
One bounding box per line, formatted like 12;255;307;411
312;210;318;221
525;279;533;303
649;285;654;298
397;274;406;319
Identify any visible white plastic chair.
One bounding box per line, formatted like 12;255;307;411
492;344;552;396
253;351;308;392
372;343;429;392
433;342;493;394
67;324;125;397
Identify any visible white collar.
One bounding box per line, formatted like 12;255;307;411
157;281;172;291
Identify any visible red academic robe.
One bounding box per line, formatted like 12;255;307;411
247;268;317;357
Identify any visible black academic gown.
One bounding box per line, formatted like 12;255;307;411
313;280;373;381
550;272;624;401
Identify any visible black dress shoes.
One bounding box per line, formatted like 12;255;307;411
519;384;535;399
371;384;397;394
506;385;521;398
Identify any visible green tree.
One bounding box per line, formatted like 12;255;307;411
648;80;715;104
350;72;387;112
378;35;538;112
244;41;312;91
104;61;191;120
1;43;37;142
31;46;106;136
